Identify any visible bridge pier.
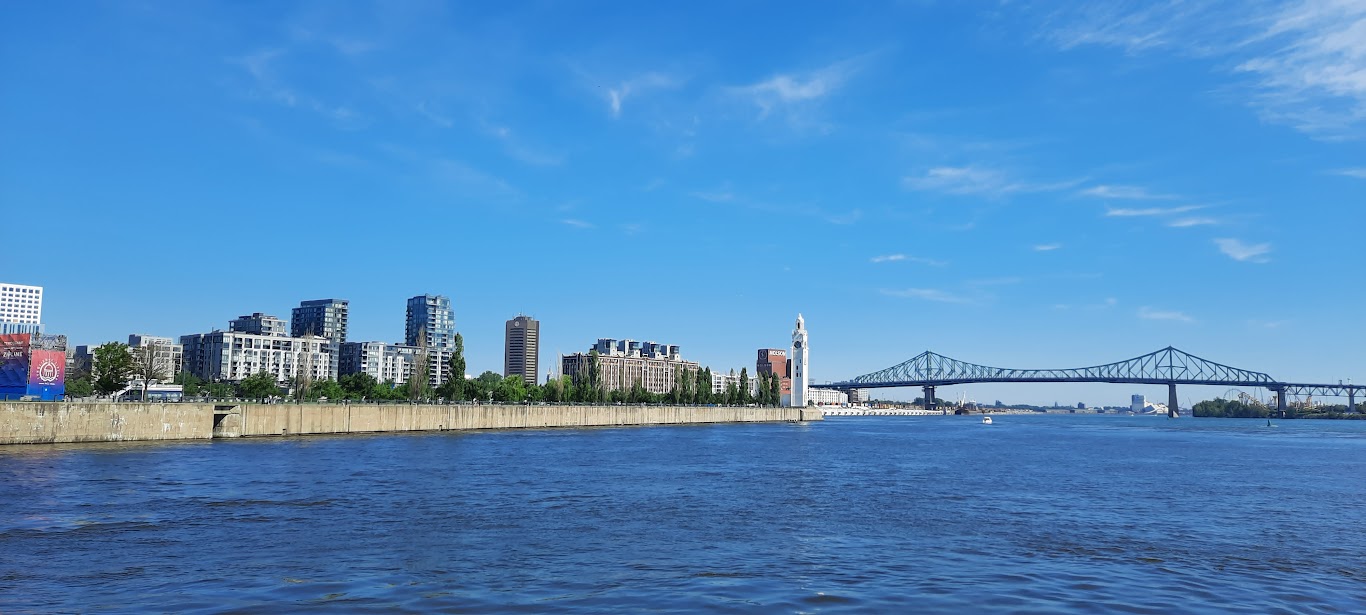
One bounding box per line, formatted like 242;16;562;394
1350;390;1358;414
1275;388;1287;418
1168;383;1179;418
923;385;937;414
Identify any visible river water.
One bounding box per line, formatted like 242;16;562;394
1;414;1363;613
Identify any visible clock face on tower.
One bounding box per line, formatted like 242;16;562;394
794;341;802;349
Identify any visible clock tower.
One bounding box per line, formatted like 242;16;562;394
790;313;809;407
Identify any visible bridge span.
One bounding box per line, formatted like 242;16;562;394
812;346;1362;417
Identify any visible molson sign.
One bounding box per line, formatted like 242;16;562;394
0;334;31;397
27;349;66;399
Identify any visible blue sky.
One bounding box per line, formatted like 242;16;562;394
2;1;1363;406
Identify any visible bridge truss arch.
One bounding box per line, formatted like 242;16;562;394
821;346;1278;389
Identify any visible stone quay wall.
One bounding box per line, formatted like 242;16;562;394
0;402;823;445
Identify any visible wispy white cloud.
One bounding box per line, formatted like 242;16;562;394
1331;168;1366;178
1104;205;1204;217
1033;243;1062;251
903;166;1079;197
1138;306;1195;323
606;72;679;118
480;120;563;166
870;254;948;266
1037;1;1366;139
415;101;453;128
1247;318;1289;329
880;288;975;304
1168;217;1219;227
736;59;855;118
230;49;358;125
1234;2;1366;139
1214;238;1272;263
1079;184;1177;200
561;219;594;229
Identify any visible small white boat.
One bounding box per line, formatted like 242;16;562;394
982;416;993;425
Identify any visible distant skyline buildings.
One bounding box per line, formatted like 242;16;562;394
504;315;539;385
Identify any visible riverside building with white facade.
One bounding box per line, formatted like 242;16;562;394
0;283;43;336
180;315;331;385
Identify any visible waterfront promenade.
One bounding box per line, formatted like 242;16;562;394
0;402;822;446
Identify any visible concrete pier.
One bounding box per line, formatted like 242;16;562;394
0;402;822;446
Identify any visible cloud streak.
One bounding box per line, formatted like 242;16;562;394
1214;238;1272;263
1139;306;1195;323
1079;184;1177;200
870;254;948;265
1105;205;1204;217
904;166;1079;198
606;72;679;118
1167;217;1218;227
1038;2;1366;139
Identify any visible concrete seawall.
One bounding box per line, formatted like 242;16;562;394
0;402;823;446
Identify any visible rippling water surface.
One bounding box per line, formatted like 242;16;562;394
2;414;1364;613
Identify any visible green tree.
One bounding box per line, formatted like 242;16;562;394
739;368;751;405
65;374;94;398
339;372;378;400
769;373;780;406
92;342;134;397
373;379;403;401
444;333;467;400
310;379;344;401
408;337;431;401
495;375;527;402
237;371;281;400
205;382;234;398
174;372;204;396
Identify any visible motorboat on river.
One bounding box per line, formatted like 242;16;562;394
982;416;993;425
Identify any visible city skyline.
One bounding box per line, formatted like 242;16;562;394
2;2;1362;406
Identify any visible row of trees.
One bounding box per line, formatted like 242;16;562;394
1191;398;1271;418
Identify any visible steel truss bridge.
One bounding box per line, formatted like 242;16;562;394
813;346;1363;417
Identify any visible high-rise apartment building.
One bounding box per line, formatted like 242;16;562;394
0;283;43;336
229;313;288;337
405;295;453;349
292;299;348;379
504;315;539;385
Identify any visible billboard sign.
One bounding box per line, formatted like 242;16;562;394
27;349;66;400
0;333;31;396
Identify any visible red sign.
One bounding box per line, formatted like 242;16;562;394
28;349;66;389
